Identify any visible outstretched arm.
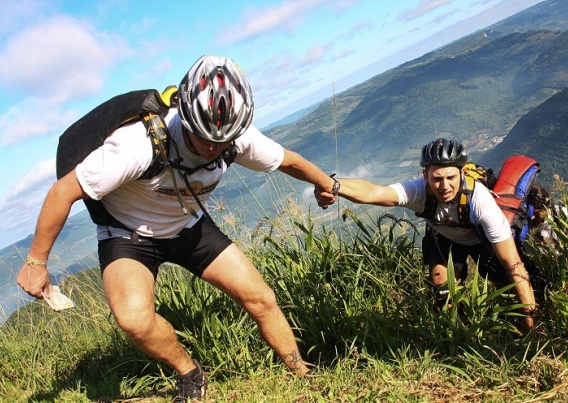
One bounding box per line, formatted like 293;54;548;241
17;170;87;299
314;177;400;208
277;149;338;204
336;178;400;206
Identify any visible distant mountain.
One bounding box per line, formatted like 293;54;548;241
256;0;568;186
260;102;322;131
2;0;568;321
478;87;568;184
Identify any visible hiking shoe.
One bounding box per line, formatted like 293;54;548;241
173;359;207;402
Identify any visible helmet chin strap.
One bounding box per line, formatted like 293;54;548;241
182;126;199;155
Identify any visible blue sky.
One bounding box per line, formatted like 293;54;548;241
0;0;543;249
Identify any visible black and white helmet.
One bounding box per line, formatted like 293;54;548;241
178;55;254;143
420;138;468;168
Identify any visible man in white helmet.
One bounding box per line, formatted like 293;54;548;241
17;55;339;401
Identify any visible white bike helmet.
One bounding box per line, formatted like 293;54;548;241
178;55;254;143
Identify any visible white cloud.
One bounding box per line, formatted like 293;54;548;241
330;0;361;12
131;56;174;85
11;158;55;198
302;185;315;200
0;15;133;146
0;158;56;247
338;19;375;41
300;43;333;66
398;0;452;22
215;0;326;45
331;48;356;62
0;98;78;146
0;0;49;36
0;16;131;101
0;155;87;249
343;165;374;179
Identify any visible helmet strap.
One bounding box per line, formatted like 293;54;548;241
182;126;199;154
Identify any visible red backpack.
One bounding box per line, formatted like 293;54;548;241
491;155;540;245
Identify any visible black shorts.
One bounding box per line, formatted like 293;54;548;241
422;226;508;285
98;216;233;279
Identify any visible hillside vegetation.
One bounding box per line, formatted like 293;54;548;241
1;176;568;401
479;88;568;185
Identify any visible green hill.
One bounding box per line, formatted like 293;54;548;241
264;27;568;179
479;88;568;184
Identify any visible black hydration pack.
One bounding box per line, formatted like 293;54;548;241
55;87;236;226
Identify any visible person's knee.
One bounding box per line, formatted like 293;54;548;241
111;297;155;337
241;287;278;319
430;264;448;285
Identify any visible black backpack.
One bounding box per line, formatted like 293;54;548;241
56;88;175;180
56;87;237;226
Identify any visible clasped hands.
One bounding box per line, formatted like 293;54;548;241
314;186;336;209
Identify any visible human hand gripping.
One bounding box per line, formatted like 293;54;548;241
17;255;51;299
314;174;340;209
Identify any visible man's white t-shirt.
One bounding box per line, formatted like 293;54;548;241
76;111;284;239
390;177;512;246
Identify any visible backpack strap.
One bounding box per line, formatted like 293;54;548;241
457;175;475;227
221;142;237;168
168;142;237;176
416;176;474;228
139;113;170;180
415;185;437;221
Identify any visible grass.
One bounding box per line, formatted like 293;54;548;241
1;173;568;402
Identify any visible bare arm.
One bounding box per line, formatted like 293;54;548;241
314;177;400;208
17;170;88;298
278;148;338;200
492;236;536;329
337;178;400;206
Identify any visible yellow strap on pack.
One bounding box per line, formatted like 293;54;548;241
458;174;476;224
161;85;178;108
463;162;486;182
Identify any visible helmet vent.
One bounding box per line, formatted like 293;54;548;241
216;72;225;87
420;138;468;168
208;89;214;108
217;98;226;129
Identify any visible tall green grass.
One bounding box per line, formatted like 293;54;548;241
1;174;568;401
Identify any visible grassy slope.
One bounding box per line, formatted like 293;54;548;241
2;183;568;401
